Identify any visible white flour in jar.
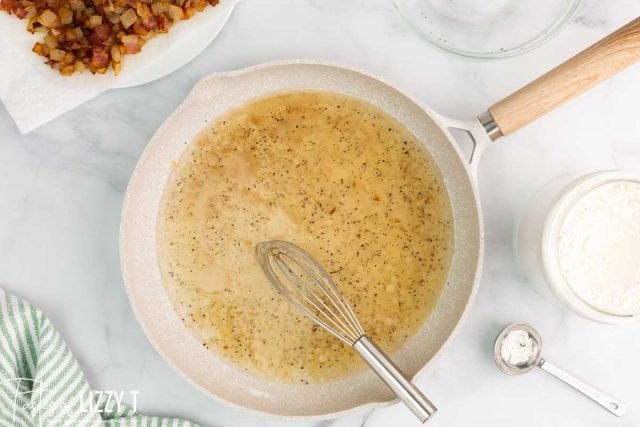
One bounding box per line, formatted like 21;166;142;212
558;181;640;315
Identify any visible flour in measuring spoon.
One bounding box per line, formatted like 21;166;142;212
558;181;640;315
500;330;534;366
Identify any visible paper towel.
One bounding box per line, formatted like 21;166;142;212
0;0;238;134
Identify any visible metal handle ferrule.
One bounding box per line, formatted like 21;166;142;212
477;110;503;141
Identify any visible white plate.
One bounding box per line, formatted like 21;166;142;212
114;0;240;88
0;0;240;133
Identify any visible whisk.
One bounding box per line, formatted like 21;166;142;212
255;240;437;423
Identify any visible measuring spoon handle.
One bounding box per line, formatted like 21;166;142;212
538;359;626;417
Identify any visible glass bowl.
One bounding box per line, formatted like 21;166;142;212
393;0;583;59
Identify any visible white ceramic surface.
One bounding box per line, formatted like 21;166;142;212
1;1;640;426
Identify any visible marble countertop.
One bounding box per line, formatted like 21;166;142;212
1;1;639;426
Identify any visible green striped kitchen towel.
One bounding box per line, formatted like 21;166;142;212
0;289;198;427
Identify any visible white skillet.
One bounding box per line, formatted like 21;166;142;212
120;19;640;421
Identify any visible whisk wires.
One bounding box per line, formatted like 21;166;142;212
256;241;365;346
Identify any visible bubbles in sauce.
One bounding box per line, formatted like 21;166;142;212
157;91;453;383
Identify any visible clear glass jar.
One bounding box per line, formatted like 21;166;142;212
516;170;640;324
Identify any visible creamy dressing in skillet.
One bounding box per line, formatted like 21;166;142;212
157;91;453;383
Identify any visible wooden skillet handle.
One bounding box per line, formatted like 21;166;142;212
484;17;640;139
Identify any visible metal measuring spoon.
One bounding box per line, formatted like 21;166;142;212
494;323;626;417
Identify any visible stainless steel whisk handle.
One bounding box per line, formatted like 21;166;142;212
353;336;437;423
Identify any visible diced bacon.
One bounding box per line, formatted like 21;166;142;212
121;34;139;53
141;14;157;30
1;0;219;75
89;46;109;70
14;7;27;18
156;14;168;31
88;23;111;46
131;21;148;35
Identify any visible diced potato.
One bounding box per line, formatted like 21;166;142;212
44;34;58;49
150;1;164;15
62;52;75;65
32;42;46;56
26;17;35;32
24;5;37;19
102;0;115;13
119;8;137;29
87;15;103;28
38;10;60;28
49;48;66;61
192;0;206;11
136;1;150;18
58;7;73;25
60;65;75;76
110;44;121;62
166;4;184;20
68;0;85;11
106;13;120;24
